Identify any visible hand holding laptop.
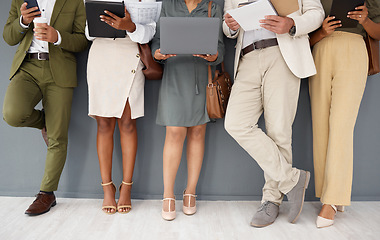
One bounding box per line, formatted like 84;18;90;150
154;49;218;62
193;53;218;62
154;49;176;60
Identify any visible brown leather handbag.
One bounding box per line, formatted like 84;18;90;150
205;1;232;119
206;63;232;119
365;34;380;76
138;43;163;80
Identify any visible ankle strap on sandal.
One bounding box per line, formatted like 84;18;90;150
323;204;337;213
183;190;197;198
101;181;114;186
122;181;133;185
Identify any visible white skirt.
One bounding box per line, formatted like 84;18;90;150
87;37;145;119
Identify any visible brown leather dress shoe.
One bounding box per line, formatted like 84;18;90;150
25;193;56;216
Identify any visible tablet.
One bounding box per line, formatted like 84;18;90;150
85;0;126;38
330;0;365;28
160;17;220;55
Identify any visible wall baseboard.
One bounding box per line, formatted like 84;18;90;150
1;191;379;202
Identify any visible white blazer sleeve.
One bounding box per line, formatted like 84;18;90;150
223;0;240;39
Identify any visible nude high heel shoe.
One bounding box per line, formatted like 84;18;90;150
182;190;197;215
101;181;117;215
117;181;133;214
162;198;176;221
316;205;337;228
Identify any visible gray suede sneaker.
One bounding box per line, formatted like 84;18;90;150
250;201;279;228
286;170;310;223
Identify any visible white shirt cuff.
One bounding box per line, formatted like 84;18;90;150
20;16;30;29
127;22;156;44
229;29;238;36
54;30;62;46
127;23;143;43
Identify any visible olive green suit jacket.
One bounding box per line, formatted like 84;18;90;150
3;0;88;88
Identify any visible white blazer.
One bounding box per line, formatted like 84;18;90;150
223;0;325;79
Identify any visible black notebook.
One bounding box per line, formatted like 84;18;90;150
85;0;126;38
330;0;365;28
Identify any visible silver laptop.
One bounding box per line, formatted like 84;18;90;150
160;17;220;55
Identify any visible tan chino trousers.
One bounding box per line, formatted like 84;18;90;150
225;46;301;204
309;31;368;206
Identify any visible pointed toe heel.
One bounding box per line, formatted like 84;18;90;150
316;205;337;228
316;215;334;228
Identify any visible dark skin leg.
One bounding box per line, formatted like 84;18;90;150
96;116;117;213
117;101;137;212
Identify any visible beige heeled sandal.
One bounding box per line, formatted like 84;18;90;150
316;205;337;228
117;181;133;214
162;198;176;221
101;181;117;214
183;190;197;215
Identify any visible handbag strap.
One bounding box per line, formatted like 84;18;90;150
207;1;226;86
208;1;213;86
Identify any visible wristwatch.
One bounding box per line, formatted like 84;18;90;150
289;25;296;37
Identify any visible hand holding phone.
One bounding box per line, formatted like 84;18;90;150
21;0;41;25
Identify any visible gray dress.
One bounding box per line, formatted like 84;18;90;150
151;0;224;127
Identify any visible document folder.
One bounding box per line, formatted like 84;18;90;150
330;0;365;28
85;0;126;38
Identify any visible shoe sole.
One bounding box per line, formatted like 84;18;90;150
183;211;197;216
250;212;278;228
250;221;275;228
25;201;56;216
290;171;310;224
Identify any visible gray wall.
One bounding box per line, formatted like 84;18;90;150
1;0;379;201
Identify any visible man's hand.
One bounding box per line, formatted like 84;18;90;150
100;7;136;32
154;49;176;61
21;2;41;25
260;15;294;34
34;24;58;43
224;13;240;31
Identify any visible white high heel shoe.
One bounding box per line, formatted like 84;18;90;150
162;198;176;221
183;190;197;215
316;205;337;228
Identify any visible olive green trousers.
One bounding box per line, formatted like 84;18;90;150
3;58;73;191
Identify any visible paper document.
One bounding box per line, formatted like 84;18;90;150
125;2;162;25
227;0;277;31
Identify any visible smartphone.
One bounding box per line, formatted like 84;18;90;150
24;0;41;15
